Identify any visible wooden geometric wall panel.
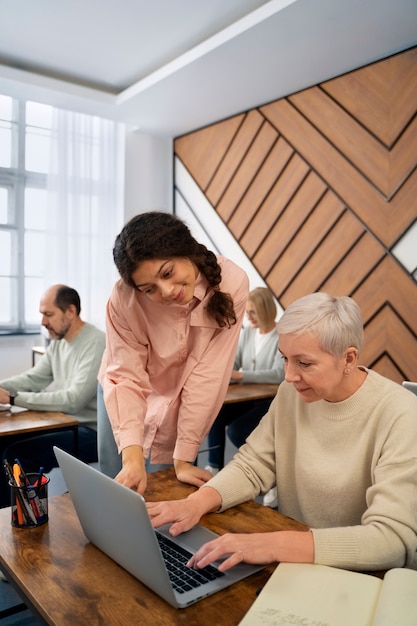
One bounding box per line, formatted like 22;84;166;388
174;113;245;191
321;47;417;147
174;47;417;383
206;110;264;206
260;98;417;247
236;148;308;247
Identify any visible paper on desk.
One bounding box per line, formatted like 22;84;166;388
0;405;27;413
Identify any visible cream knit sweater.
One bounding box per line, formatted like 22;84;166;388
205;368;417;571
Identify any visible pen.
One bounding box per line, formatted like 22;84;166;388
12;462;26;525
8;461;35;525
36;467;44;489
3;461;24;525
33;466;47;519
15;458;28;485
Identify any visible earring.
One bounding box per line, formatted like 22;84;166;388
344;369;350;377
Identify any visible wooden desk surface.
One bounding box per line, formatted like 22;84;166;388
0;409;78;437
224;382;278;404
0;468;307;626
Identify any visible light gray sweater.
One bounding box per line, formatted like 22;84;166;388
0;323;105;429
205;368;417;571
234;325;284;384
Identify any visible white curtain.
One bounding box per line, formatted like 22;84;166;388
45;110;125;330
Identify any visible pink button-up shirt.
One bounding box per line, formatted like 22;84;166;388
99;256;248;463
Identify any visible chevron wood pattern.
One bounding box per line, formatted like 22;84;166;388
174;47;417;383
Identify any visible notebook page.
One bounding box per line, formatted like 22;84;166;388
371;568;417;626
239;563;381;626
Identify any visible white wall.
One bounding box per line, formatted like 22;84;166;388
0;334;43;380
124;129;173;221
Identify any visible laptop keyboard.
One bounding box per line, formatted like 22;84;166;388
156;532;225;594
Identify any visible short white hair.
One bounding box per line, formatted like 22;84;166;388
277;293;363;356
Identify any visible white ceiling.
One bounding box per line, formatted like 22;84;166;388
0;0;416;137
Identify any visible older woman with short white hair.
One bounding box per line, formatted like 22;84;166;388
147;292;417;573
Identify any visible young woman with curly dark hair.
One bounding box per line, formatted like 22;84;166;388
98;211;248;495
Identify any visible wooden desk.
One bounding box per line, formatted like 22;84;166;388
224;382;278;404
0;409;79;458
0;409;78;438
0;468;307;626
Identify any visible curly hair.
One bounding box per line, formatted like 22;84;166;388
113;211;237;328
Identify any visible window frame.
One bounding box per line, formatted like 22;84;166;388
0;95;50;333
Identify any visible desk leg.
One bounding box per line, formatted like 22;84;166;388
0;603;27;619
0;567;49;626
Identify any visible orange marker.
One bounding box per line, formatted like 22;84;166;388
13;463;24;525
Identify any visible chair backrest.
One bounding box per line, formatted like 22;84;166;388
402;381;417;396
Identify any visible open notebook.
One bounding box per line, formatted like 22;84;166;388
54;447;264;609
239;562;417;626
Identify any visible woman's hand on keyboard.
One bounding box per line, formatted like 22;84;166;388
188;530;315;572
146;487;222;536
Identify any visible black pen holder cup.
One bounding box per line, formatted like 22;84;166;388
9;473;50;528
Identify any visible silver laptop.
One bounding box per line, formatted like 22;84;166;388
53;447;264;609
402;381;417;395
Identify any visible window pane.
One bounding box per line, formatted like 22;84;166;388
0;123;12;168
25;127;52;173
0;95;12;121
25;231;46;276
0;230;11;274
26;101;53;129
0;188;8;223
25;277;43;325
0;277;15;324
92;140;100;180
25;188;48;230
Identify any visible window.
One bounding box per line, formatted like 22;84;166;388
0;94;124;333
0;96;53;330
